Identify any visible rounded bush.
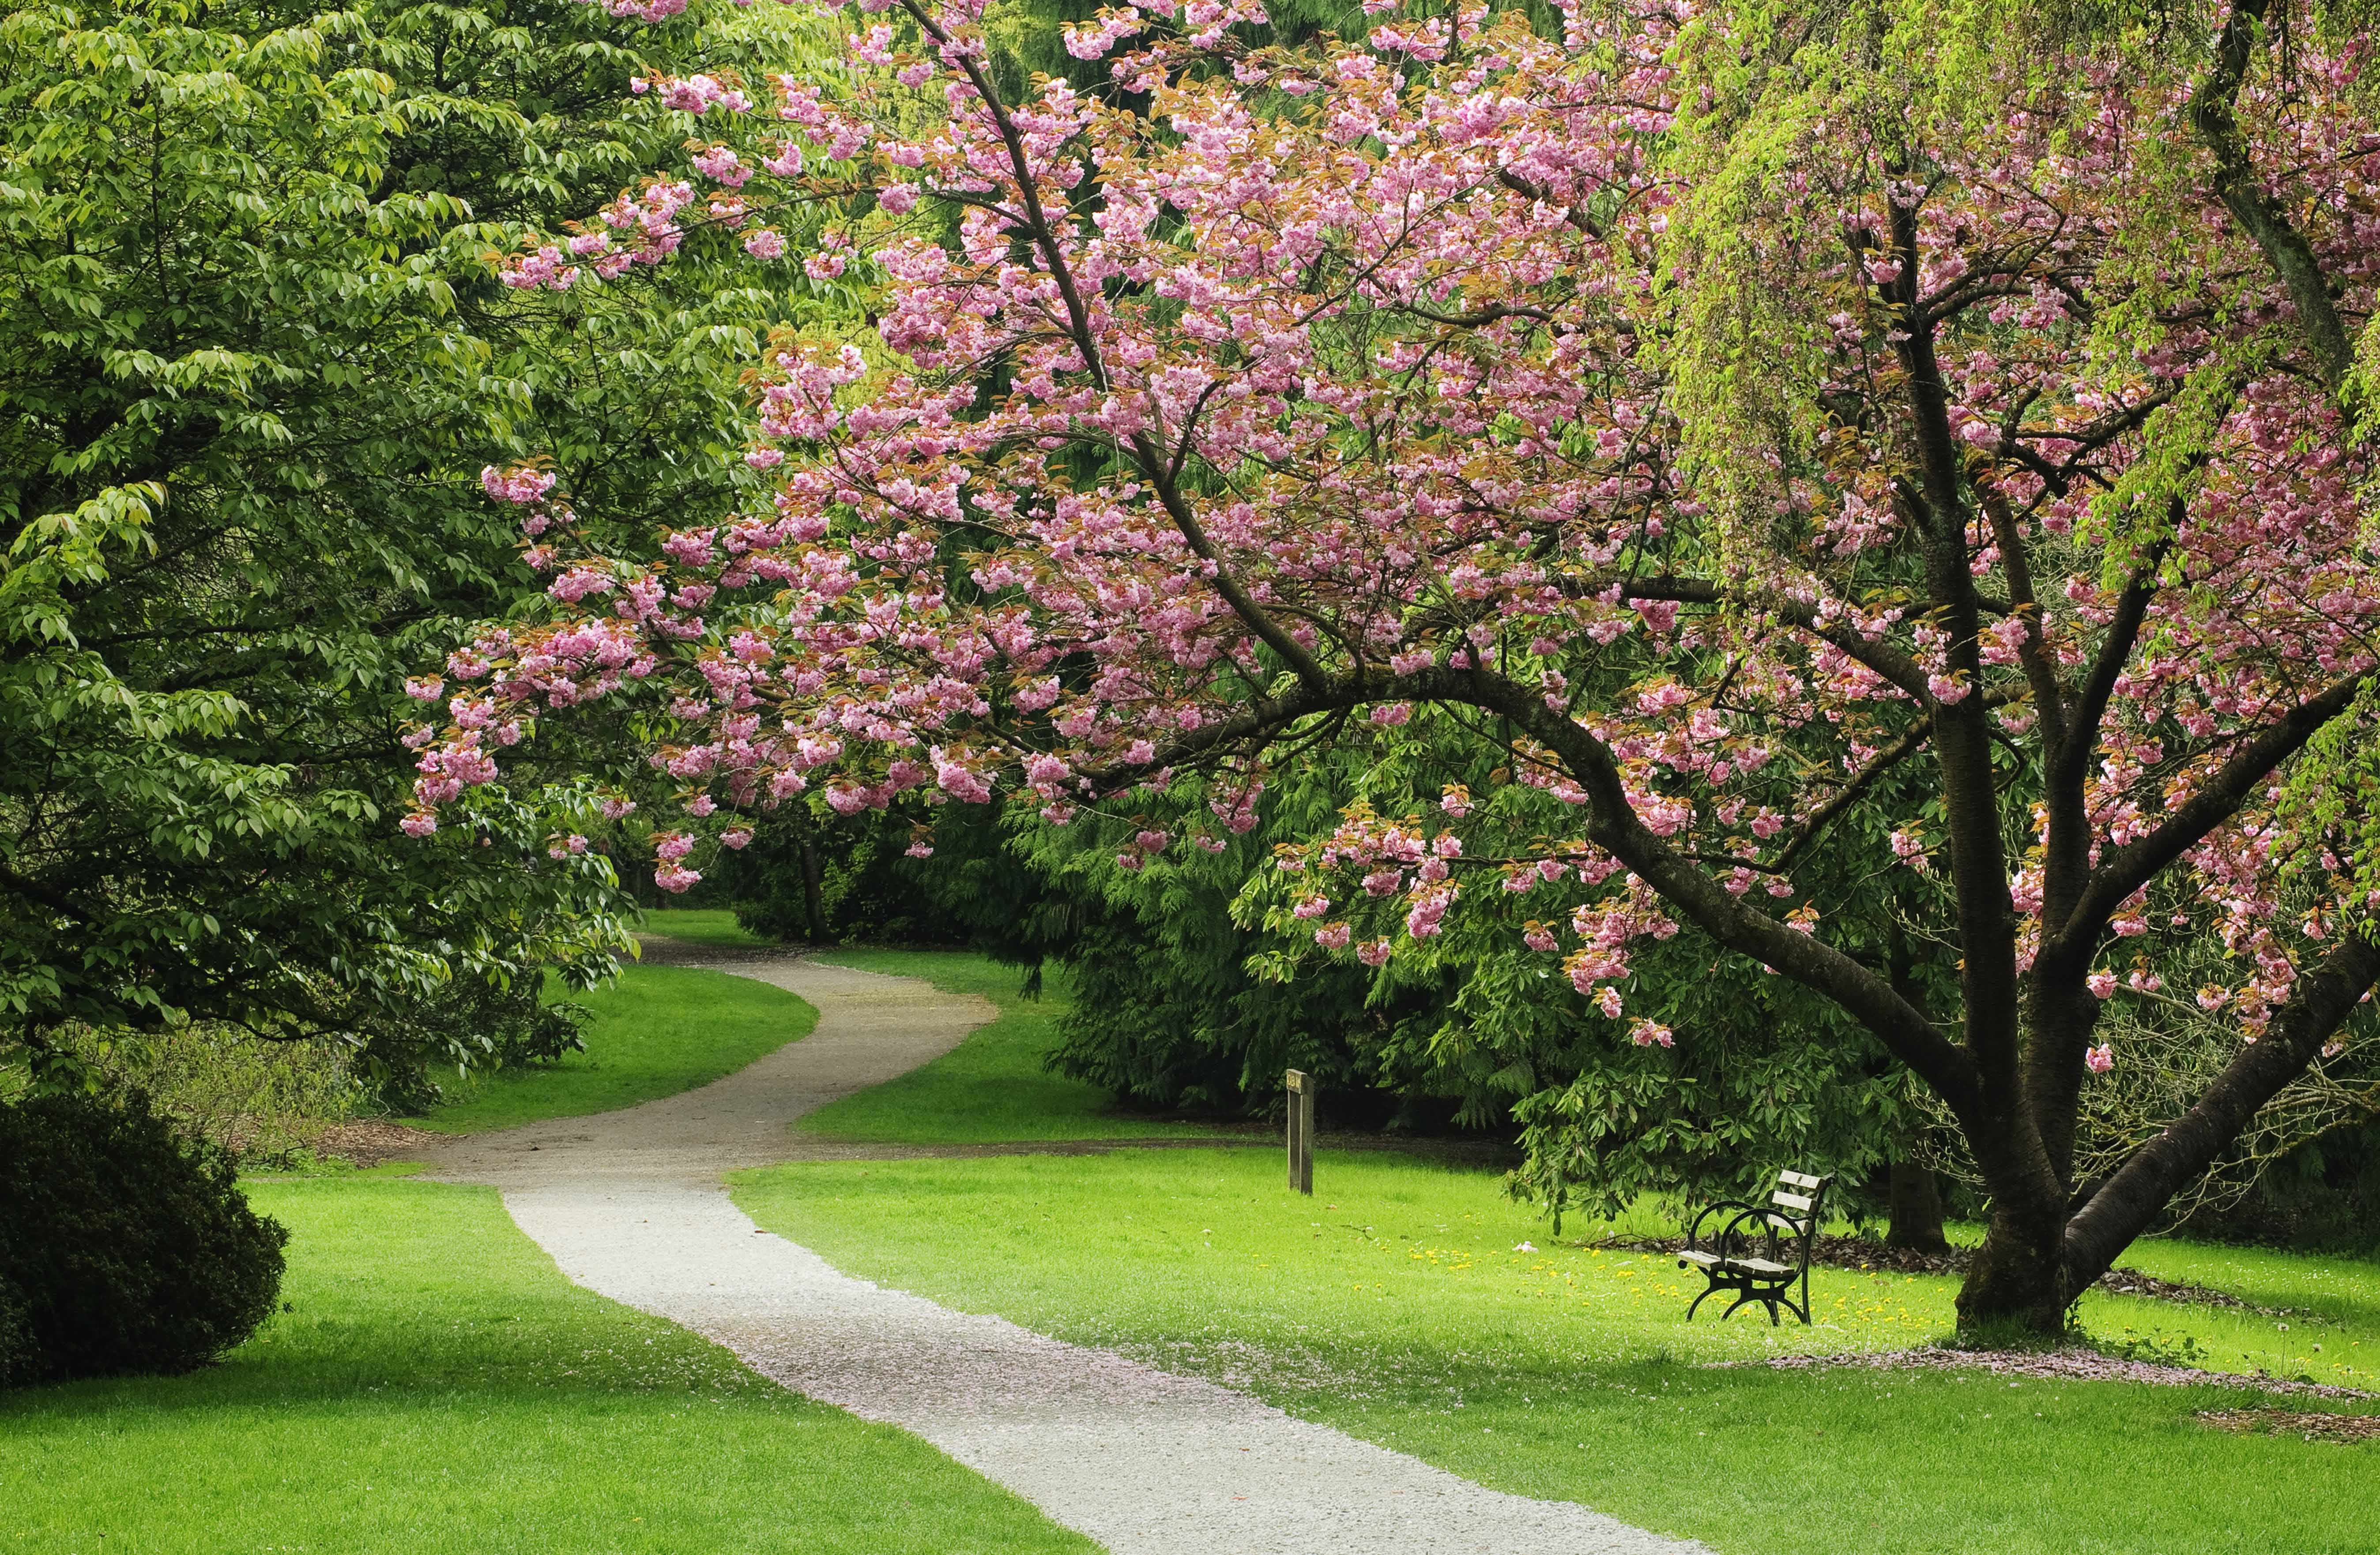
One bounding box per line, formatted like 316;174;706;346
0;1090;288;1384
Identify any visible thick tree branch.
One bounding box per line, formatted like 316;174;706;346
1447;669;1983;1112
2192;0;2356;392
2062;928;2380;1291
2052;670;2367;958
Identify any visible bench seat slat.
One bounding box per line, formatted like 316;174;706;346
1778;1170;1824;1189
1766;1212;1806;1236
1723;1257;1791;1276
1771;1189;1815;1211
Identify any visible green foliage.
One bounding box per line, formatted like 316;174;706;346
717;803;983;945
19;1020;367;1168
0;1090;286;1385
0;0;831;1063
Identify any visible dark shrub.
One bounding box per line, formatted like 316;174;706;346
0;1090;287;1384
0;1272;31;1388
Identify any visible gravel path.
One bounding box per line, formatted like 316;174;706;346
421;951;1706;1555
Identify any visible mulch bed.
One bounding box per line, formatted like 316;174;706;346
1729;1345;2376;1399
2197;1407;2380;1442
1593;1233;2314;1319
313;1119;441;1168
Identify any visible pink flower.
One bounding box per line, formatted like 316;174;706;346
1356;938;1393;967
1629;1018;1675;1049
399;813;438;838
2084;1043;2115;1075
1314;922;1353;950
2086;970;2118;1000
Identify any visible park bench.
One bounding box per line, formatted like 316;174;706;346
1677;1169;1833;1325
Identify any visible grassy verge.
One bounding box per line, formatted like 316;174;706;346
0;1176;1095;1555
795;949;1214;1144
733;1148;2380;1555
407;964;815;1133
636;907;779;950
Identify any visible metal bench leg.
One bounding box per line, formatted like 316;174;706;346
1686;1282;1726;1322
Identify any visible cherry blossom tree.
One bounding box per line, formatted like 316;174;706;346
420;0;2380;1331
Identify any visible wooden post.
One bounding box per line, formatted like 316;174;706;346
1285;1069;1313;1195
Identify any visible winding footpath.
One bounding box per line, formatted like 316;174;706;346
420;951;1705;1555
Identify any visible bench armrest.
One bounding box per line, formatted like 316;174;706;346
1684;1199;1765;1247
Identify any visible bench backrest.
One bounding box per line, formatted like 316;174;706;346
1764;1169;1831;1248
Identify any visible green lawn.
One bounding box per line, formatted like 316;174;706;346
407;963;815;1133
733;1148;2380;1555
0;1176;1094;1555
795;949;1215;1144
636;907;779;950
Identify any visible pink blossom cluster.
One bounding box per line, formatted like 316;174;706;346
422;0;2380;1049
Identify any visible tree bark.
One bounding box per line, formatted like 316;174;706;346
1955;1191;2069;1336
798;833;828;944
1885;1160;1949;1253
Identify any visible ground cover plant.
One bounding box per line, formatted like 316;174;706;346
798;949;1216;1144
736;1148;2380;1555
0;1175;1095;1555
407;963;815;1132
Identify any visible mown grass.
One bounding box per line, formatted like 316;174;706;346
636;907;778;950
795;949;1213;1144
734;1148;2380;1555
407;963;815;1133
0;1177;1095;1555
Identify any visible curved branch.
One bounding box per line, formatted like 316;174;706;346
2051;669;2368;958
2063;927;2380;1292
2192;0;2356;393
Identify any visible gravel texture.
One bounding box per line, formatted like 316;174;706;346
421;950;1706;1555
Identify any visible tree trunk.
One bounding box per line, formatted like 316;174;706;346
1954;1198;2067;1337
1884;1160;1948;1253
798;834;828;943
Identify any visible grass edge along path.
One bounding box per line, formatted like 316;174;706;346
0;1175;1097;1555
734;1147;2380;1555
795;947;1219;1145
405;961;817;1134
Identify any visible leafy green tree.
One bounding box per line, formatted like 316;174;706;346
0;0;825;1077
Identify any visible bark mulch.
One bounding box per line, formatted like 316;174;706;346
2196;1407;2380;1442
312;1119;442;1168
1732;1345;2376;1399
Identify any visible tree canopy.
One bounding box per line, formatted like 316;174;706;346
0;0;825;1074
421;0;2377;1329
